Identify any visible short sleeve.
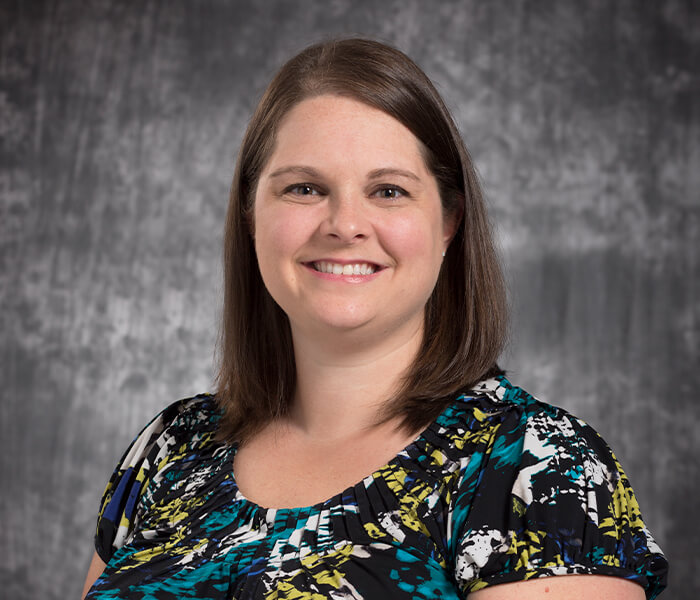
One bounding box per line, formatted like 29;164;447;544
451;400;668;598
94;402;180;562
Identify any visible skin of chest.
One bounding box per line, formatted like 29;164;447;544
233;417;419;509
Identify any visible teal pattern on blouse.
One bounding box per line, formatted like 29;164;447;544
87;376;668;599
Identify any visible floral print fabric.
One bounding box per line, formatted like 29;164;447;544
87;376;668;599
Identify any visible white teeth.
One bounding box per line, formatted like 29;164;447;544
312;261;377;275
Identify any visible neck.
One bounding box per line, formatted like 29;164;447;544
287;321;424;441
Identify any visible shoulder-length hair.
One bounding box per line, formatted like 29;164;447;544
216;38;507;442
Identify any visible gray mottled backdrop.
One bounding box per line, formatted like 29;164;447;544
1;1;697;598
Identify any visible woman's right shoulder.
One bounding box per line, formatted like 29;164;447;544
150;393;223;444
110;394;221;471
94;393;223;562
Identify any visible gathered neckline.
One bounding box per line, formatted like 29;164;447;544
226;393;468;515
223;375;510;517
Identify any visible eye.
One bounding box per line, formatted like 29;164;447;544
285;184;320;196
373;186;407;200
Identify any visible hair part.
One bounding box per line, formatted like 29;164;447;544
216;38;507;443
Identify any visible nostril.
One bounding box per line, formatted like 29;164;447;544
326;231;366;241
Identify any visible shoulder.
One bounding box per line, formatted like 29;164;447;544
433;375;599;469
445;375;615;467
153;393;223;440
95;393;224;561
445;376;668;598
448;375;642;536
108;394;223;475
466;377;634;507
142;393;222;450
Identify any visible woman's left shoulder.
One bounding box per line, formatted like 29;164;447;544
447;375;669;599
463;375;634;465
461;375;660;539
431;375;625;481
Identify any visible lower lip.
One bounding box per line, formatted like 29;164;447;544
303;264;383;282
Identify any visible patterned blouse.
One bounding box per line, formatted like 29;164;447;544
86;376;668;599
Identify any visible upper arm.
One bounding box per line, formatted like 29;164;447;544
81;551;107;599
468;574;646;600
87;397;210;592
450;397;667;598
94;406;172;561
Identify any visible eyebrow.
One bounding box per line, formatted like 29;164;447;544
367;167;420;182
267;166;322;179
267;165;421;182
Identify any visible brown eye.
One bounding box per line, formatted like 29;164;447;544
374;186;407;200
285;184;321;197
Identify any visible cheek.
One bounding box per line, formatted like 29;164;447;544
253;205;315;276
254;223;293;304
379;212;443;260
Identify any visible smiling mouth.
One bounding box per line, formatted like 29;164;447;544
309;261;380;275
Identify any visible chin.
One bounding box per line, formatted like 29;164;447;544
314;315;375;333
290;307;377;336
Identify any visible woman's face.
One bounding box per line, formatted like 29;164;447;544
253;94;456;345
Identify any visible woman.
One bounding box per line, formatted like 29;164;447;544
82;38;668;599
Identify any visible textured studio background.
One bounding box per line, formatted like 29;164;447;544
1;1;698;598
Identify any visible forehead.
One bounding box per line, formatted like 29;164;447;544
262;94;430;175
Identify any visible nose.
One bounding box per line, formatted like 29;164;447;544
319;193;370;243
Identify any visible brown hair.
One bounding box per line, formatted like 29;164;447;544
216;38;507;442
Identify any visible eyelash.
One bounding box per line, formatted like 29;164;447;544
283;184;409;200
285;184;321;196
373;185;407;200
